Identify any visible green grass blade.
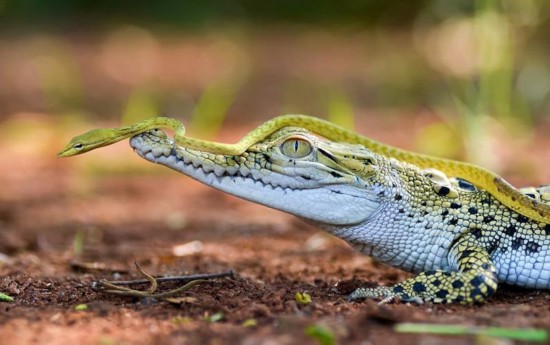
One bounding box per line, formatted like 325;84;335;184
395;323;548;342
189;82;240;138
305;325;335;345
327;87;354;131
0;292;14;302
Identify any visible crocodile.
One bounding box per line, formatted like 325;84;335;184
58;115;550;304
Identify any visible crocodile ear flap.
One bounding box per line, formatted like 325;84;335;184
359;154;377;174
364;157;374;165
336;155;378;176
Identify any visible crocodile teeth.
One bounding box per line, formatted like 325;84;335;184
225;165;238;176
214;166;226;177
239;166;251;177
152;147;169;157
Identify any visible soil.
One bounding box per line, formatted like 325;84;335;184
1;116;550;345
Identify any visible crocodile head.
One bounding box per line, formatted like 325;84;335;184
130;128;396;226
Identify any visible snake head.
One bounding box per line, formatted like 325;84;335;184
58;128;116;157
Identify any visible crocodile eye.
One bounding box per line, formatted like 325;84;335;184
73;143;84;150
280;138;312;158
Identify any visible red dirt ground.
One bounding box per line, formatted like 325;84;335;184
1;116;550;345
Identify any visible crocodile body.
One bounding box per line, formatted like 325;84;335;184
128;127;550;304
58;115;550;304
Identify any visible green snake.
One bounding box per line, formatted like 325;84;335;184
58;115;550;224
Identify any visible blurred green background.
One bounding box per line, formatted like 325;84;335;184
0;0;549;175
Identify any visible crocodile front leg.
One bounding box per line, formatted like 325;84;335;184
348;233;498;304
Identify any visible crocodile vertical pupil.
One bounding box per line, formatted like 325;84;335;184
280;138;312;158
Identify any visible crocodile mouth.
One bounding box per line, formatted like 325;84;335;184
129;130;381;226
135;144;299;196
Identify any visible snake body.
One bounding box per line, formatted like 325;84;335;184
58;115;550;224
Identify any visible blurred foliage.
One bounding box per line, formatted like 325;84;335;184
188;81;241;138
305;325;335;345
413;0;550;166
122;88;159;125
327;86;355;130
0;1;428;30
0;0;548;170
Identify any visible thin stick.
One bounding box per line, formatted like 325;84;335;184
97;269;235;286
91;266;235;300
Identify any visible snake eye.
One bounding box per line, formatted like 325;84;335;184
280;138;313;158
73;143;84;150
